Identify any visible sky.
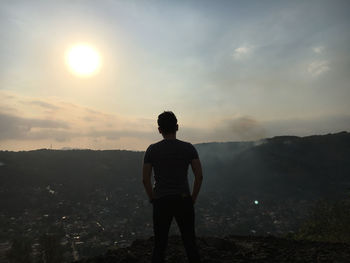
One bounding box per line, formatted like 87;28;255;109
1;0;350;151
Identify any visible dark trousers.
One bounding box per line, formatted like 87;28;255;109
152;194;201;263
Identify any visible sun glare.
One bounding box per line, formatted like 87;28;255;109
66;44;101;77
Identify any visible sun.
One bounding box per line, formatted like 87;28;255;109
65;44;101;77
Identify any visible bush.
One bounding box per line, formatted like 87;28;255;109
290;197;350;243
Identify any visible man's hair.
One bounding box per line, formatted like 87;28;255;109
157;111;178;134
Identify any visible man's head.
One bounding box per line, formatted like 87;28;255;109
157;111;178;135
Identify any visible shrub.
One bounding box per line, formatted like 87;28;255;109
290;197;350;243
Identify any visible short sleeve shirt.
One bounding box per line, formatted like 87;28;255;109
144;139;199;199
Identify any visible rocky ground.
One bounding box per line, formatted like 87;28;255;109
75;235;350;263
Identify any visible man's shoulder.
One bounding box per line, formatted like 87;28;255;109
176;139;195;147
145;140;163;151
146;139;195;151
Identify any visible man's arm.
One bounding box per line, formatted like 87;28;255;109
142;163;154;202
191;158;203;204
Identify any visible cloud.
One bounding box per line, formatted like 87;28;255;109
0;91;157;149
307;60;330;77
263;115;350;136
1;89;349;151
0;112;70;141
232;45;254;60
215;116;266;141
180;116;266;143
0;110;156;143
227;116;265;138
85;129;154;141
182;114;350;145
312;46;324;54
25;100;61;110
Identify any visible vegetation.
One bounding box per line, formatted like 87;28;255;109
6;225;65;263
1;132;350;261
6;237;33;263
37;233;64;263
289;194;350;244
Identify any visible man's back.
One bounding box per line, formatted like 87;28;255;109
144;139;198;199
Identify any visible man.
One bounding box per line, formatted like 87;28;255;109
143;111;203;263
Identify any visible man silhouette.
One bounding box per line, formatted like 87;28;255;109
143;111;203;263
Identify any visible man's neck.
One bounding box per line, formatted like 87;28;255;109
162;133;176;140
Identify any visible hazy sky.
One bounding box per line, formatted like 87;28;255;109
1;0;350;151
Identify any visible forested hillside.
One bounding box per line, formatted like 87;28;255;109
1;131;349;209
1;131;350;262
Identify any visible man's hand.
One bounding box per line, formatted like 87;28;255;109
191;158;203;205
142;163;154;202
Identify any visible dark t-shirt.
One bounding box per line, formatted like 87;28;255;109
144;139;199;199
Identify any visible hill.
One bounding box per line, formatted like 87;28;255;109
196;131;350;199
1;131;350;261
1;131;350;205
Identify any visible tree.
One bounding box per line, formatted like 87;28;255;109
6;237;33;263
37;233;64;263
